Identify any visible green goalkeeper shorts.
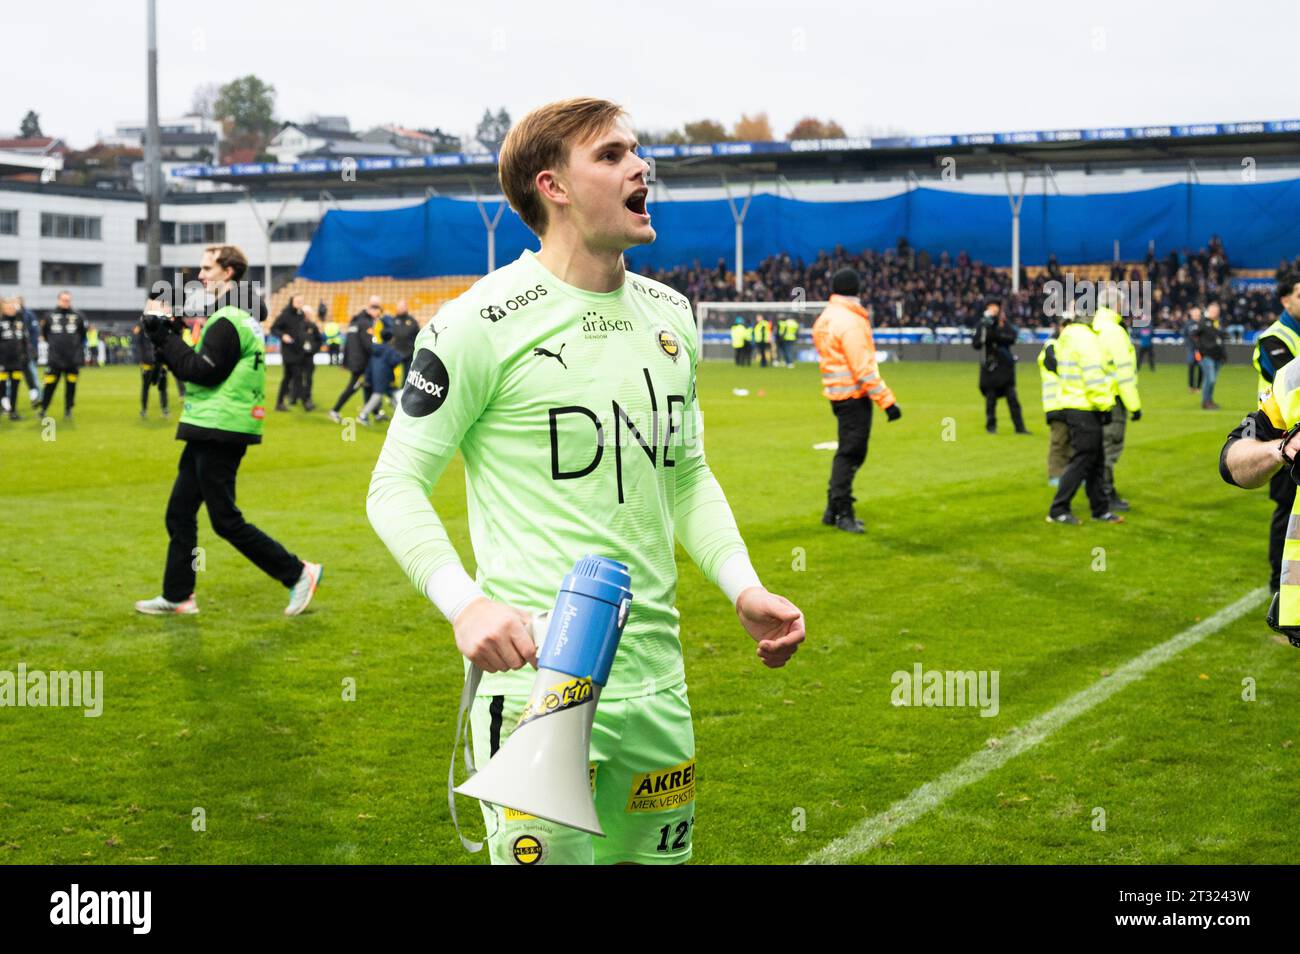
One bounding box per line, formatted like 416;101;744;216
468;681;696;865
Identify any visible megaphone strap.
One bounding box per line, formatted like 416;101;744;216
448;663;485;853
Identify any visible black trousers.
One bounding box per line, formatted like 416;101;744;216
278;361;304;406
1268;468;1297;592
828;396;872;515
298;361;315;405
41;367;79;413
332;370;370;413
1138;345;1155;371
984;385;1025;432
162;440;302;602
1049;409;1109;518
1187;357;1203;389
140;367;169;411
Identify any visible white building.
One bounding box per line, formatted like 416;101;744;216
0;181;417;322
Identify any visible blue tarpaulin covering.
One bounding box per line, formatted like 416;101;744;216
297;179;1300;281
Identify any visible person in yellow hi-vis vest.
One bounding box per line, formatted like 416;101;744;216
1250;271;1300;594
1221;349;1300;644
730;317;747;366
1092;289;1142;512
753;313;771;367
1046;307;1124;525
1037;321;1070;487
777;315;799;367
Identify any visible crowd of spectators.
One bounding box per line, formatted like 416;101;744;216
646;235;1289;335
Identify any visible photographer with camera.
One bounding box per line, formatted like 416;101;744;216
972;300;1029;435
133;244;322;617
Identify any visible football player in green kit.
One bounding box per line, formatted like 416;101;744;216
367;98;805;865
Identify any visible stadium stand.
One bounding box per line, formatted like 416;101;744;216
645;235;1288;333
269;276;477;326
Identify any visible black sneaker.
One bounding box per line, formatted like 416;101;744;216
1095;512;1126;524
1110;498;1131;512
822;505;835;527
1266;592;1300;648
275;403;288;412
1015;428;1032;435
835;514;865;534
1046;513;1081;525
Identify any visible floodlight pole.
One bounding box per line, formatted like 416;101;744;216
144;0;163;292
1002;165;1029;293
470;180;506;273
722;176;755;294
244;190;289;314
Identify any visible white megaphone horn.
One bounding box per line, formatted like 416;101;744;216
451;555;632;839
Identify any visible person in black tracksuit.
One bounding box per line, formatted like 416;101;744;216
1;299;31;420
330;301;380;419
297;315;322;410
388;301;420;387
972;301;1028;434
41;292;87;420
272;297;308;411
133;319;170;417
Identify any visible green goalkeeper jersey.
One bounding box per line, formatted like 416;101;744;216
382;249;741;699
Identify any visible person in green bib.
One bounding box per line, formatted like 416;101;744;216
134;244;322;618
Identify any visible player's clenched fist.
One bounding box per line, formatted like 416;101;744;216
454;597;538;672
736;587;806;668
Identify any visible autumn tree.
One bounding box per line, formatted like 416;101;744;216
682;119;729;144
786;117;847;140
732;112;773;141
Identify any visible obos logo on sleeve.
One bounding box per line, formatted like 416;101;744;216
401;348;450;417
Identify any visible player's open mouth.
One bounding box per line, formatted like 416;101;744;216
625;189;650;221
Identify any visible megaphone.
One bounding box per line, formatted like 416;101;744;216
454;555;632;837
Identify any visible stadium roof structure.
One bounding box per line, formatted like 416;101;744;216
169;117;1300;195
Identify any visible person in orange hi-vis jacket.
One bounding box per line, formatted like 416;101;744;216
811;268;902;534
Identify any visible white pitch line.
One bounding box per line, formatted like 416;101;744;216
804;587;1269;865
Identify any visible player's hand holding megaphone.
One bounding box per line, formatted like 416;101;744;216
453;598;538;672
449;556;633;846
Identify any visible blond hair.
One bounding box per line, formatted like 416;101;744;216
498;98;629;236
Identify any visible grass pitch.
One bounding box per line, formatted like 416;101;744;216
0;356;1295;864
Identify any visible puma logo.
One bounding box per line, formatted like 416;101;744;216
533;343;567;369
429;323;445;347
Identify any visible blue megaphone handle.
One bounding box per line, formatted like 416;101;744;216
539;555;632;687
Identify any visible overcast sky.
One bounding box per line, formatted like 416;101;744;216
4;0;1295;149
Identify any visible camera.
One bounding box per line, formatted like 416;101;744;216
141;309;184;344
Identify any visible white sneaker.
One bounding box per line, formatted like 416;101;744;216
357;413;371;426
135;593;198;615
285;562;323;616
328;409;341;423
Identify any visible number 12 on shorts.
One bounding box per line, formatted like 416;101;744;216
657;816;694;852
